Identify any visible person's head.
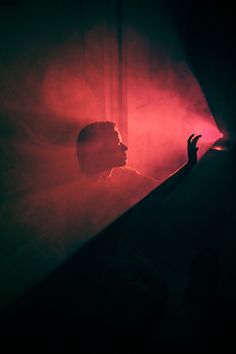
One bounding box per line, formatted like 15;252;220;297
76;121;128;176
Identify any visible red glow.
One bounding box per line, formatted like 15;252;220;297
38;46;221;184
0;22;223;310
199;127;222;142
212;146;225;151
1;26;222;238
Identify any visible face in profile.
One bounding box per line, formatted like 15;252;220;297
77;122;128;176
100;127;128;169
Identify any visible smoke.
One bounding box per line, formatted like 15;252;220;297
0;25;220;248
125;28;221;182
0;18;221;309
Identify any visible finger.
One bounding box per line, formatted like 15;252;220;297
192;135;202;145
188;134;195;143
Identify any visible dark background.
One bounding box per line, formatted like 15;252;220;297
0;1;236;353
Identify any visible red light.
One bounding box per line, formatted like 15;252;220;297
198;127;222;143
212;146;224;151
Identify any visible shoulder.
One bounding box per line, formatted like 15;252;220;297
112;166;158;190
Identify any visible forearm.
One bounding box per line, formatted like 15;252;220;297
156;161;195;196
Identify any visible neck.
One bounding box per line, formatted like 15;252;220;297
85;168;113;179
99;169;113;178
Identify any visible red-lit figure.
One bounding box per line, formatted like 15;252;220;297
77;121;128;177
76;121;201;190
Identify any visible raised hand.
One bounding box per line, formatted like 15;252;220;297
187;134;202;166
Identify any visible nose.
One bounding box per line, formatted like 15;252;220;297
120;143;128;151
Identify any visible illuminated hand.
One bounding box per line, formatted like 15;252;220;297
187;134;202;166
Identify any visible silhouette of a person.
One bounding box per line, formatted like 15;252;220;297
73;121;202;243
76;121;201;197
77;121;129;177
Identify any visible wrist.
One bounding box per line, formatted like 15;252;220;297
186;160;196;169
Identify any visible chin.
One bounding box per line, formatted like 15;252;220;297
120;159;127;166
113;160;126;167
112;156;127;167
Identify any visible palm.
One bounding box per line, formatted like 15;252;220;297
187;134;202;166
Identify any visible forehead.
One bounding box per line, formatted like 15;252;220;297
107;127;121;144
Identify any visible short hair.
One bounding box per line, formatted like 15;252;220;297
76;121;116;175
